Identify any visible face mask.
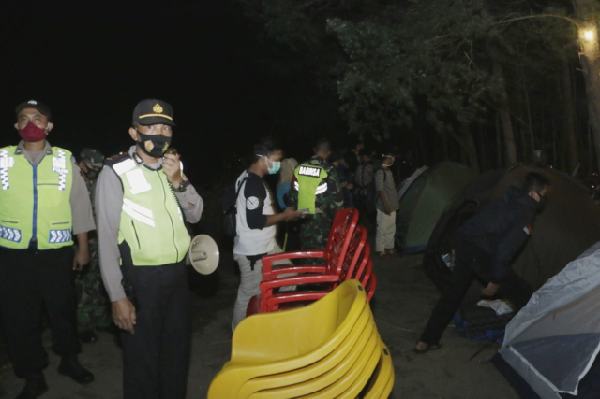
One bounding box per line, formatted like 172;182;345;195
19;121;47;142
268;160;281;175
137;132;171;158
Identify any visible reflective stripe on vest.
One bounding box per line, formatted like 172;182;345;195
113;157;191;266
0;146;73;249
293;163;328;214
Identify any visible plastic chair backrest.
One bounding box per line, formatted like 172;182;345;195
338;225;368;279
324;208;359;272
231;279;364;365
348;243;370;282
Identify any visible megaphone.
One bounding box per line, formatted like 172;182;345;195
187;235;219;275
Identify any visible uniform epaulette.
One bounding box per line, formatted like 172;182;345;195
104;152;130;166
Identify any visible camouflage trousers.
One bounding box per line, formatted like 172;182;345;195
298;214;333;251
75;239;112;332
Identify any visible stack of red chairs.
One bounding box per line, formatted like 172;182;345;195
247;208;378;315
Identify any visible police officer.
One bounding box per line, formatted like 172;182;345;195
96;99;203;399
290;138;343;250
0;100;96;399
75;148;112;343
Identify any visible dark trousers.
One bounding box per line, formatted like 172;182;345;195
120;262;191;399
0;247;80;378
420;245;532;344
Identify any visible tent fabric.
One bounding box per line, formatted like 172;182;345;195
500;243;600;398
396;162;476;253
424;165;600;293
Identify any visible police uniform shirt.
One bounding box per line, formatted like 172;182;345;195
96;146;204;302
17;141;96;237
233;170;277;256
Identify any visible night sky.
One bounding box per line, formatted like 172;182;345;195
1;1;328;185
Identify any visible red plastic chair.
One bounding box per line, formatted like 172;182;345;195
356;256;377;301
246;209;359;316
260;208;359;282
258;225;370;313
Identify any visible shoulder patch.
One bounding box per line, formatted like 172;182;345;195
246;196;260;210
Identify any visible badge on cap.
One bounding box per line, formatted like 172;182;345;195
153;104;163;114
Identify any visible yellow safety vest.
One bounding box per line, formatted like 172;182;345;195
0;145;73;249
111;156;191;266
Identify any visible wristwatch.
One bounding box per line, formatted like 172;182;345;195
171;179;190;192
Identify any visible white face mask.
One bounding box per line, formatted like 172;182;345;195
256;154;281;175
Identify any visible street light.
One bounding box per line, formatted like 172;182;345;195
580;24;597;44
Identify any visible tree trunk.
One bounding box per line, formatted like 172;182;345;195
495;114;503;167
460;126;480;171
560;56;579;172
575;0;600;171
493;61;518;166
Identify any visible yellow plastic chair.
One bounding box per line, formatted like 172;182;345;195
207;280;368;399
248;324;379;398
238;304;373;396
365;347;395;399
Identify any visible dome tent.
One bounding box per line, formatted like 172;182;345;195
395;162;476;253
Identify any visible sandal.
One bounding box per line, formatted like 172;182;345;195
413;341;442;354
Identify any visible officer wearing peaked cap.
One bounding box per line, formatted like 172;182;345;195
96;99;203;399
0;100;96;399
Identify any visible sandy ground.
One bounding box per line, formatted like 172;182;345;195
0;252;518;399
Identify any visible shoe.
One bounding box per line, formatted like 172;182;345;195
57;356;94;384
79;330;98;344
413;341;442;354
16;372;48;399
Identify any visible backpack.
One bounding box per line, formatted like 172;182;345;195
222;176;247;237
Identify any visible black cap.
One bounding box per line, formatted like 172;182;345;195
15;99;52;120
132;99;175;126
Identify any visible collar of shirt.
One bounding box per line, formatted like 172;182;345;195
127;145;162;170
16;140;53;165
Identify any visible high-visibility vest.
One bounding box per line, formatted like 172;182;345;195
293;161;329;214
0;145;73;249
111;156;191;266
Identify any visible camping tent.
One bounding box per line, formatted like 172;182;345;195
499;242;600;399
396;162;476;253
424;165;600;293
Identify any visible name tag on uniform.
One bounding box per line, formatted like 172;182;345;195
126;169;152;194
0;157;14;169
53;156;67;173
298;165;322;177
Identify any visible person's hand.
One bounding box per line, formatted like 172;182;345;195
481;282;500;297
112;298;136;334
163;152;183;187
282;207;304;222
73;246;90;271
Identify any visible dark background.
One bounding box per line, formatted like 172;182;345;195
0;1;341;186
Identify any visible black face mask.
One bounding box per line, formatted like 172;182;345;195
137;132;172;158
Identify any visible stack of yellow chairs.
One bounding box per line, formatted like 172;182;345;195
208;280;394;398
